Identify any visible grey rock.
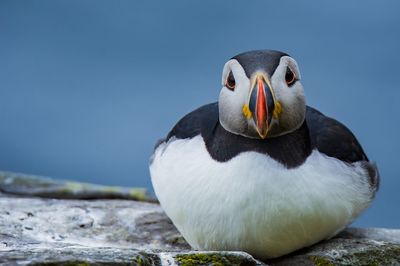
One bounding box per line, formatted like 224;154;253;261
0;171;152;202
0;193;263;265
269;235;400;265
0;172;399;265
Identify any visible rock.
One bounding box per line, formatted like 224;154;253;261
269;234;400;265
0;171;152;202
0;193;262;265
0;171;399;265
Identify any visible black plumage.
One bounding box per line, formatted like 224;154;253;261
233;50;288;78
305;107;368;163
165;102;379;189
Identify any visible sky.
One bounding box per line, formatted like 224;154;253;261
0;1;399;228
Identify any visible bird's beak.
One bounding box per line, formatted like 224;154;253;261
249;75;275;139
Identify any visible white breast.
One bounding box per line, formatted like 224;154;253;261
149;135;373;259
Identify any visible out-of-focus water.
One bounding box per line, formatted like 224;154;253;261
0;1;399;227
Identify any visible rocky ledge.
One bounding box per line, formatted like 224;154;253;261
0;171;399;265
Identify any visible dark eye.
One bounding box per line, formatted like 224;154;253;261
285;67;296;87
225;71;235;91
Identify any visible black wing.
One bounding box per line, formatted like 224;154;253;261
165;102;219;142
306;106;368;163
306;106;379;191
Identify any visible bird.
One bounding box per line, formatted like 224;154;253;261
149;50;379;259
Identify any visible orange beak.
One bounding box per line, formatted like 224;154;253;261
249;76;275;139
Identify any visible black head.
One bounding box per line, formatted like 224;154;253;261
232;50;289;79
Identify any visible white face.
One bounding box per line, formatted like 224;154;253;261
218;55;306;139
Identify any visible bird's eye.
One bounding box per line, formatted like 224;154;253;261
225;71;235;91
285;67;296;87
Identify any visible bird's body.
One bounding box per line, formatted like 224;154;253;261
149;50;379;259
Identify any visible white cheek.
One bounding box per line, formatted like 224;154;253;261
271;57;304;109
270;61;306;134
275;83;304;106
271;72;289;104
236;79;251;101
220;80;250;108
218;59;251;135
219;82;250;127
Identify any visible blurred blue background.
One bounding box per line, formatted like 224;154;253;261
0;1;399;227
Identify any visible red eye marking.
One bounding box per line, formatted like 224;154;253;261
285;67;296;86
226;71;235;91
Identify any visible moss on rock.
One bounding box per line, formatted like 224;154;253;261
309;255;335;266
175;252;260;266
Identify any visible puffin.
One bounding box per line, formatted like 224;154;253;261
149;50;379;259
